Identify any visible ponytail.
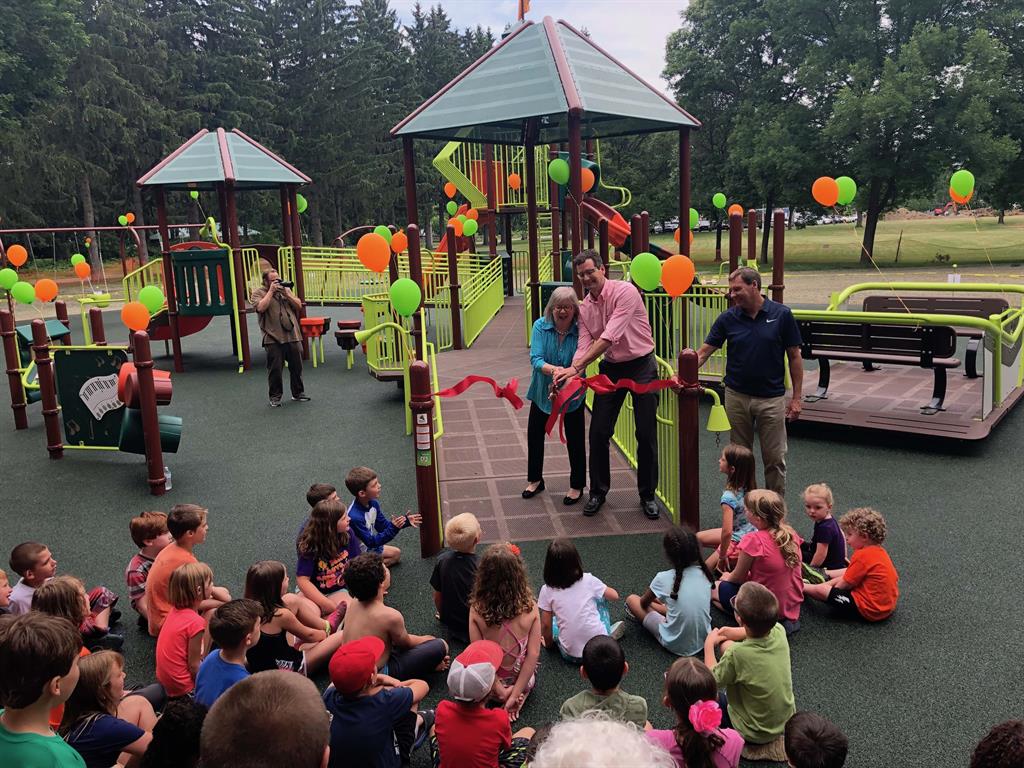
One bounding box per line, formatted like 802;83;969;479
770;524;801;569
744;489;799;568
663;526;710;599
665;658;725;768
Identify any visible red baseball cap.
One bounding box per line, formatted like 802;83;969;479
328;636;385;695
447;640;504;702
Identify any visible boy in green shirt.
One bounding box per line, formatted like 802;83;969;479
704;581;795;746
0;612;87;767
560;635;649;728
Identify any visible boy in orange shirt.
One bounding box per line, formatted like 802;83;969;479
803;507;898;621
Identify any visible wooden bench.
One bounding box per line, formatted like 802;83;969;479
862;296;1008;379
798;319;960;415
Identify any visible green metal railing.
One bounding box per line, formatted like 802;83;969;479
523;253;555;345
433;141;550;211
642;288;728;380
123;258;164;302
462;255;504;348
241;247;262;296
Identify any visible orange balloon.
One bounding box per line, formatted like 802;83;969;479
390;230;408;254
121;301;150;332
581;167;595;193
466;208;479;221
811;177;839;207
674;227;680;243
452;220;464;237
661;255;696;298
6;244;28;267
689;230;694;246
444;182;457;199
125;212;136;224
35;278;59;302
727;204;744;218
356;233;391;273
949;187;972;204
508;173;521;190
74;261;92;279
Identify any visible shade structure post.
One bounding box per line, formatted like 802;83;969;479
772;210;785;303
746;209;757;265
568;114;583;297
484;144;498;258
446;226;464;350
679;128;691;257
409;359;441;557
407;224;425;360
677;348;700;530
155;188;183;372
225;182;251;370
548;145;561;281
526;139;542;320
403;137;419;226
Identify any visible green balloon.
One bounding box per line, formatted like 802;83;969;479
189;190;200;200
389;277;422;318
712;192;727;209
835;176;857;206
0;268;18;290
373;225;392;244
118;215;128;226
548;158;570;186
463;219;479;237
296;193;308;214
457;214;467;223
950;169;975;197
70;253;86;266
630;252;662;292
138;285;166;314
446;201;458;216
11;281;35;305
689;208;699;229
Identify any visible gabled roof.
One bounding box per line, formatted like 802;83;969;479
137;128;311;190
392;17;699;145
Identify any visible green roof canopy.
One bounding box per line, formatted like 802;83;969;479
392;17;699;145
137;128;311;191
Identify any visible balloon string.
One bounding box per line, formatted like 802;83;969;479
961;200;1008;303
829;205;914;318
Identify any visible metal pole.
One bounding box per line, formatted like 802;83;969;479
32;319;63;459
680;128;691;257
677;348;700;530
89;308;107;346
155;189;183;372
409;359;441;557
446;226;464;350
1;309;27;429
526;140;542;318
772;210;785;303
408;224;425;360
132;331;166;495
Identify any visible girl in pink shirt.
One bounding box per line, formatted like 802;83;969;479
713;490;803;636
155;562;212;696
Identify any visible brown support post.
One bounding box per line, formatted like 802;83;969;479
1;310;27;429
225;183;252;370
548;145;562;281
680;128;691;257
677;348;700;530
445;226;464;350
409;359;441;558
89;308;107;346
280;186;292;247
132;331;166;495
402;138;419;227
568;117;584;298
525;140;542;316
55;301;71;344
640;211;650;253
598;219;609;273
729;214;742;274
155;189;183;372
630;214;642;257
746;209;757;265
484;145;498;259
772;210;786;303
32;320;62;459
407;224;425;360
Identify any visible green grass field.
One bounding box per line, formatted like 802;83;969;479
650;214;1024;270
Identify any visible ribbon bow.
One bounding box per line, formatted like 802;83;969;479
544;374;678;443
432;375;524;410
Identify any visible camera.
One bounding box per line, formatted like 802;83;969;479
274;279;295;289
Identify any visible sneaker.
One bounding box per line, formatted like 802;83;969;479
609;620;626;640
327;603;346;635
291;394;311;402
269;399;282;408
801;562;827;584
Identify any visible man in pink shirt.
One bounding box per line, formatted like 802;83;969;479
553;249;660;520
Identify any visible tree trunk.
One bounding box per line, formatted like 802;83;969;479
760;194;773;263
856;209;863;229
998;208;1005;224
311;208;323;247
787;207;794;230
80;175;101;273
861;179;883;265
131;183;146;228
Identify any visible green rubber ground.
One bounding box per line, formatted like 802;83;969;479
1;311;1020;767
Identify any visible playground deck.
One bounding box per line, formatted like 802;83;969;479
435;296;673;544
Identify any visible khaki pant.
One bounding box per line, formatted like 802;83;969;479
724;388;788;496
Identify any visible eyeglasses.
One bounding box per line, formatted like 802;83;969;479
729;595;739;612
577;267;599;278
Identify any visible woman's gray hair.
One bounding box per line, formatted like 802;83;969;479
543;286;580;324
530;712;676;768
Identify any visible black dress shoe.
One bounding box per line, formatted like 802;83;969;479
583;495;605;516
522;480;545;499
292;394;311;402
563;491;583;506
641;499;660;520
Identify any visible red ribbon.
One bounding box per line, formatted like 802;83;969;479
431;375;524;410
545;374;678;443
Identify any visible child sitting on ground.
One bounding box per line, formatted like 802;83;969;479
646;656;743;768
714;490;804;636
785;711;849;768
345;466;421;566
33;575;122;652
0;613;86;767
434;639;535;768
194;598;262;708
296;498;362;620
559;635;648;728
626;526;714;657
799;484;847;582
137;699;207;768
342;553;449;680
125;511;173;628
698;444;758;572
145;504;231;636
538;538;624;663
704;582;795;758
155;562;213;697
969;720;1024;768
803;507;899;622
245;560;348;675
323;636;432;768
60;651;156;767
430;512;481;643
469;543;542;722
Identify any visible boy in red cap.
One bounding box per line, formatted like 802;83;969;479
323;636;432;768
432;640;534;768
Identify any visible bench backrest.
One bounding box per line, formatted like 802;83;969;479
798;319;957;363
863;295;1008;319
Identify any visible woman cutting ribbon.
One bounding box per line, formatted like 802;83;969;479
523;287;586;505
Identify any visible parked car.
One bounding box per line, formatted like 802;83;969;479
698;218;711;231
651;222;664;234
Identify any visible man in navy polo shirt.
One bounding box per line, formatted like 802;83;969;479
696;267;803;495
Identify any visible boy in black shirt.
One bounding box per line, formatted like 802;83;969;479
429;514;481;642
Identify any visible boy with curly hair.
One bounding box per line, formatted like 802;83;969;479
803;507;899;622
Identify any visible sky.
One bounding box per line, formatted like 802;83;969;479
391;0;690;96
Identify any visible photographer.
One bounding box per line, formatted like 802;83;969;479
250;268;309;407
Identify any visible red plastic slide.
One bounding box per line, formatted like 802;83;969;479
580;198;674;259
